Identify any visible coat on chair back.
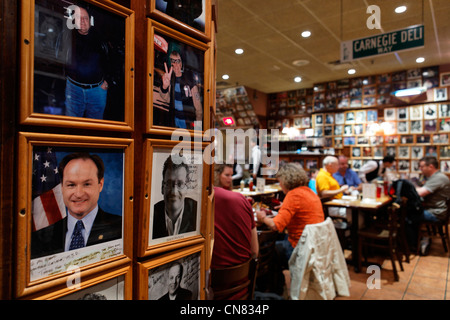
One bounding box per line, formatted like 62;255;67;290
289;217;350;300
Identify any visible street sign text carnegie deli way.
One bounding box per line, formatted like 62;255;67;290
341;25;424;62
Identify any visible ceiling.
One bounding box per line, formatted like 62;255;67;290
215;0;450;94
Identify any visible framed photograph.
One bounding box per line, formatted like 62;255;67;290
345;111;355;123
397;107;408;120
400;134;414;144
367;110;378;122
433;133;449;144
426;146;438;157
439;104;450;118
384;108;396;121
140;139;207;257
314;114;324;126
20;0;135;131
410;105;423;120
440;118;450;132
409;120;422;134
335;112;345;125
16;133;133;298
344;125;353;136
424;104;437;119
424;119;437;132
440;72;450;87
386;146;396;157
148;20;210;135
343;136;355;146
353;124;364;135
33;262;132;300
417;134;431;144
434;88;448;101
411;160;420;173
385;135;398;145
148;0;211;42
334;137;343;149
352;159;362;171
352;147;361;158
373;146;384;158
398;160;410;172
137;244;205;300
355;110;366;123
398;146;410;159
441;161;450;173
440;146;450;159
397;121;409;134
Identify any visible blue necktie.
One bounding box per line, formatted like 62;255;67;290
69;220;85;250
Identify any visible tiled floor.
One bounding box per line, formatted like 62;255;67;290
335;232;450;300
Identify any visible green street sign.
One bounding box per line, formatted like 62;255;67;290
341;25;424;62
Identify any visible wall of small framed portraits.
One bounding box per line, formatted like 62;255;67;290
7;0;217;301
268;65;450;178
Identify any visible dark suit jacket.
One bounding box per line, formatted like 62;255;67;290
31;208;122;259
158;287;193;300
152;197;197;239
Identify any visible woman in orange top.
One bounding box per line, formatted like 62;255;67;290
256;162;325;268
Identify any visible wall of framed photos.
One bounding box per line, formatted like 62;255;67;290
267;65;450;177
0;0;217;300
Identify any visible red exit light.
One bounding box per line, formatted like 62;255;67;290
223;117;234;125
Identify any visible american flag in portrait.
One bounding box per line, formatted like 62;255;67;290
32;147;66;231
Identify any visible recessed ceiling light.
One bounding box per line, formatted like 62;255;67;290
348;69;356;75
222;74;230;80
235;48;244;54
416;57;425;63
292;59;310;67
395;6;407;13
294;76;302;83
301;31;311;38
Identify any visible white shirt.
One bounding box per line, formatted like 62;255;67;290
165;205;185;236
358;160;382;183
251;145;261;175
232;163;243;181
65;206;99;251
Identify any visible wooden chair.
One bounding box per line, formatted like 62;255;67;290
358;202;404;281
210;257;258;300
417;199;450;254
255;229;279;292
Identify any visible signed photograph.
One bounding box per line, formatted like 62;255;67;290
148;148;202;246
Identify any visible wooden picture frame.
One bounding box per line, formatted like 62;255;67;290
440;72;450;87
28;262;132;300
137;244;205;300
147;19;210;136
147;0;211;42
20;0;135;131
139;139;208;257
16;132;134;298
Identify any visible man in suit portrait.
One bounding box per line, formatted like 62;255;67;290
152;155;197;239
158;262;192;300
31;152;122;259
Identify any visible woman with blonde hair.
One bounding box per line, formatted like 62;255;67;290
256;162;324;267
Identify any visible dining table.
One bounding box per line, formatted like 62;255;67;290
232;183;282;197
322;194;394;272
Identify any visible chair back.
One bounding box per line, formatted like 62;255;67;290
257;230;278;277
211;258;258;300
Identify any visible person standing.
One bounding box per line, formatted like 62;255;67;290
358;155;395;183
57;5;110;119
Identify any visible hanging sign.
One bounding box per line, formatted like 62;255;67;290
341;25;424;63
